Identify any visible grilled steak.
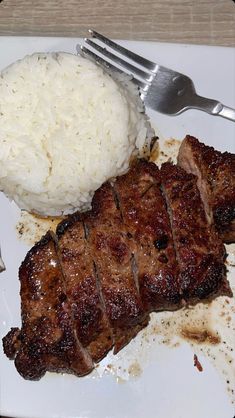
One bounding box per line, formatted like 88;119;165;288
178;135;235;243
56;213;113;363
161;162;230;301
3;141;233;380
114;159;181;312
85;182;148;353
3;232;93;379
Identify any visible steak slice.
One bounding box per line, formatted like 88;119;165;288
161;162;231;302
178;135;235;243
3;231;93;380
85;182;148;353
114;159;181;312
56;213;113;363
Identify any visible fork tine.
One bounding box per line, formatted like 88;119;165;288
89;29;157;72
79;45;122;73
85;38;152;83
80;45;148;91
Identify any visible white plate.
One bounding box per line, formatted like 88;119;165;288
0;37;235;418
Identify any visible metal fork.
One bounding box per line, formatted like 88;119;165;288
79;30;235;122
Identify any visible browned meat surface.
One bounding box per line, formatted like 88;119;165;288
85;182;148;353
56;213;113;363
161;162;231;301
114;159;181;312
3;328;21;359
178;135;235;243
3;232;93;380
3;151;233;380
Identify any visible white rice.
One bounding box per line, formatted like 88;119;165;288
0;52;153;216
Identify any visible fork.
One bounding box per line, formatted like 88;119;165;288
79;30;235;122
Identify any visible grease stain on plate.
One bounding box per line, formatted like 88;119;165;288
91;292;235;402
155;137;181;165
16;211;63;245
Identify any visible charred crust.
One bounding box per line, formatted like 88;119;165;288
181;256;228;300
184;135;235;173
154;235;169;250
161;161;196;184
141;272;181;308
2;328;21;359
15;351;46;380
105;289;143;326
19;231;56;275
56;212;82;237
214;204;235;229
130;158;161;182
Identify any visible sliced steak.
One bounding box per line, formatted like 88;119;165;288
161;162;231;302
178;135;235;243
3;149;233;380
3;232;93;380
56;213;113;363
114;159;181;312
84;182;148;353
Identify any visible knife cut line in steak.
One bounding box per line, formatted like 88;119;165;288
84;182;148;354
3;231;93;379
114;159;181;312
3;147;233;380
56;213;113;363
161;162;230;301
178;135;235;243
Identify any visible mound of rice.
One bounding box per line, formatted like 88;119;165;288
0;52;152;216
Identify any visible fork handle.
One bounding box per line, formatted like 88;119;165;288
191;95;235;122
218;105;235;121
